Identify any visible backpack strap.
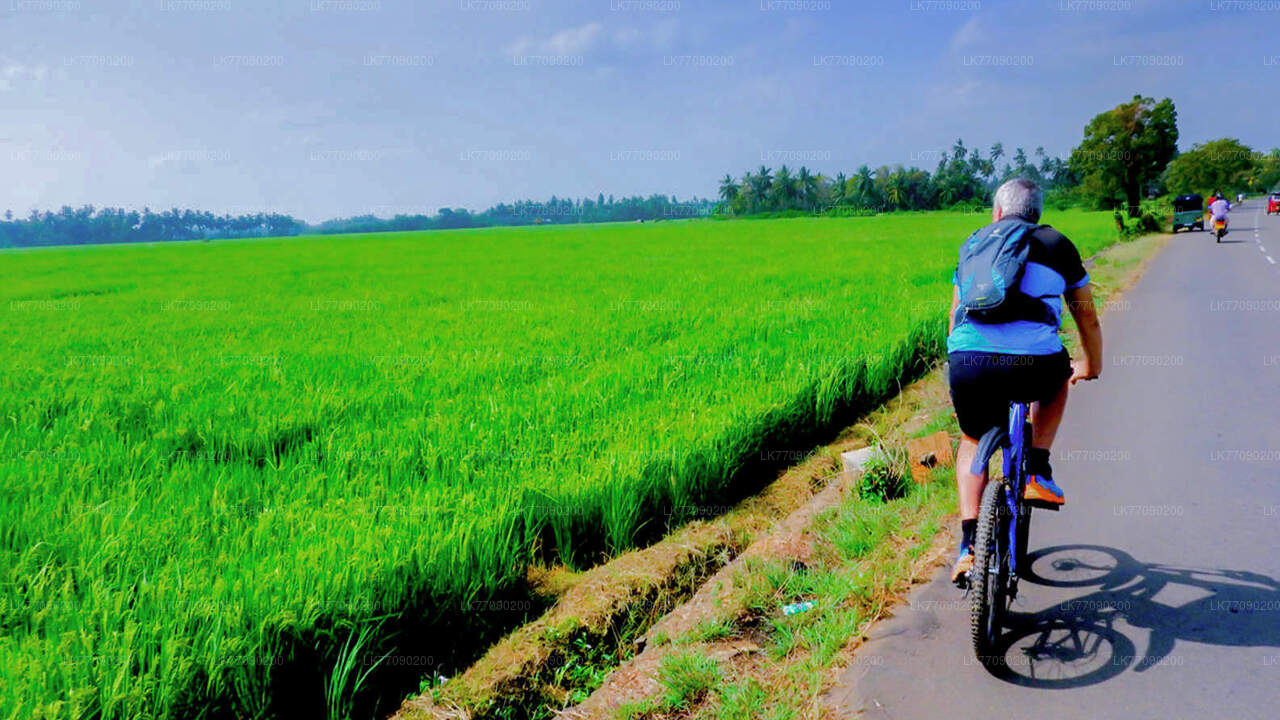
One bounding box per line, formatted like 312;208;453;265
1011;224;1060;327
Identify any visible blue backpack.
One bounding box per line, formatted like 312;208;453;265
954;218;1053;326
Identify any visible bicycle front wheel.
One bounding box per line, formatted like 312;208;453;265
970;479;1010;662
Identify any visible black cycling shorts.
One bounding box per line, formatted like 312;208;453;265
948;350;1071;440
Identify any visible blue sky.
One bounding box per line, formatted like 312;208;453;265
0;0;1276;222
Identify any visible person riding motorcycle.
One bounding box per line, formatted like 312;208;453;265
1209;192;1231;235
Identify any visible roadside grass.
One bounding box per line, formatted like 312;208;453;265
658;650;721;709
623;471;953;720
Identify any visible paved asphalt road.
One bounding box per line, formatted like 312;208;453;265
827;197;1280;719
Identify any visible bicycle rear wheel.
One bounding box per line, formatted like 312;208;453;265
970;479;1011;662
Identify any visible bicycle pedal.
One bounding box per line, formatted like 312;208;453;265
1025;498;1061;511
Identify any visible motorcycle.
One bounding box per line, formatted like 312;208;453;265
1214;217;1227;243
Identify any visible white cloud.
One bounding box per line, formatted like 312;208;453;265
612;20;677;52
508;22;603;58
949;17;983;51
0;63;48;92
612;27;642;49
506;37;535;58
544;22;603;55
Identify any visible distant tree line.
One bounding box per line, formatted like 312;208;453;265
0;207;305;248
716;140;1076;216
0;193;716;248
715;96;1276;221
310;193;716;236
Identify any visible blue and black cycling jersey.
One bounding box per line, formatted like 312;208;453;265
947;223;1089;356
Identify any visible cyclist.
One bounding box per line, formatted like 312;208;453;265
1209;192;1231;235
947;178;1103;585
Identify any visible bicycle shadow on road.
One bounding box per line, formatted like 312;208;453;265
984;544;1280;689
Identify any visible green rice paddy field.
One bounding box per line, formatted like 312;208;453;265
0;211;1117;719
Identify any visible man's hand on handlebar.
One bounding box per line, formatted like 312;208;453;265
1069;358;1100;385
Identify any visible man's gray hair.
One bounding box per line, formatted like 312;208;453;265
994;178;1043;222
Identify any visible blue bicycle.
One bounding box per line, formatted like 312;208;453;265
967;401;1055;661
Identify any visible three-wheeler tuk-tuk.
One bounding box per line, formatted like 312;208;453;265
1172;194;1204;232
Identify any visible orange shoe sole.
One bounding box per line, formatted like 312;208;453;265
1023;483;1064;510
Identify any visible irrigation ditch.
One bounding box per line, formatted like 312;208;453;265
386;341;945;719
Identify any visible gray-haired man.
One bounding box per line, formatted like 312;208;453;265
946;178;1104;585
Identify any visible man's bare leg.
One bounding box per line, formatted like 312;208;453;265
952;433;986;581
1025;377;1071;504
1030;377;1070;449
955;434;985;521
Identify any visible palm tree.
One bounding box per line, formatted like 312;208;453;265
885;171;905;209
831;172;847;208
797;166;818;212
939;182;958;207
753;165;773;191
854;165;876;210
749;166;773;213
771;165;796;210
989;142;1004;168
1013;147;1028;175
718;174;740;206
986;143;1004;185
739;170;758;212
1035;147;1053;184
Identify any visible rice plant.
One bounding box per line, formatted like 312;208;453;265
0;211;1117;718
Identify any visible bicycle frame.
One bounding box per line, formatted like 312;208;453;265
970;401;1033;577
1004;402;1030;577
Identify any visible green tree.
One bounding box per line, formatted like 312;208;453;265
796;166;818;211
1163;138;1255;196
747;166;772;212
988;142;1005;177
933;140;986;207
770;165;796;210
1070;95;1178;216
830;171;848;207
1252;148;1280;192
885;174;905;209
853;165;877;209
718;174;740;206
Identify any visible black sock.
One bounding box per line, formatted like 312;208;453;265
960;519;977;551
1028;448;1052;478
